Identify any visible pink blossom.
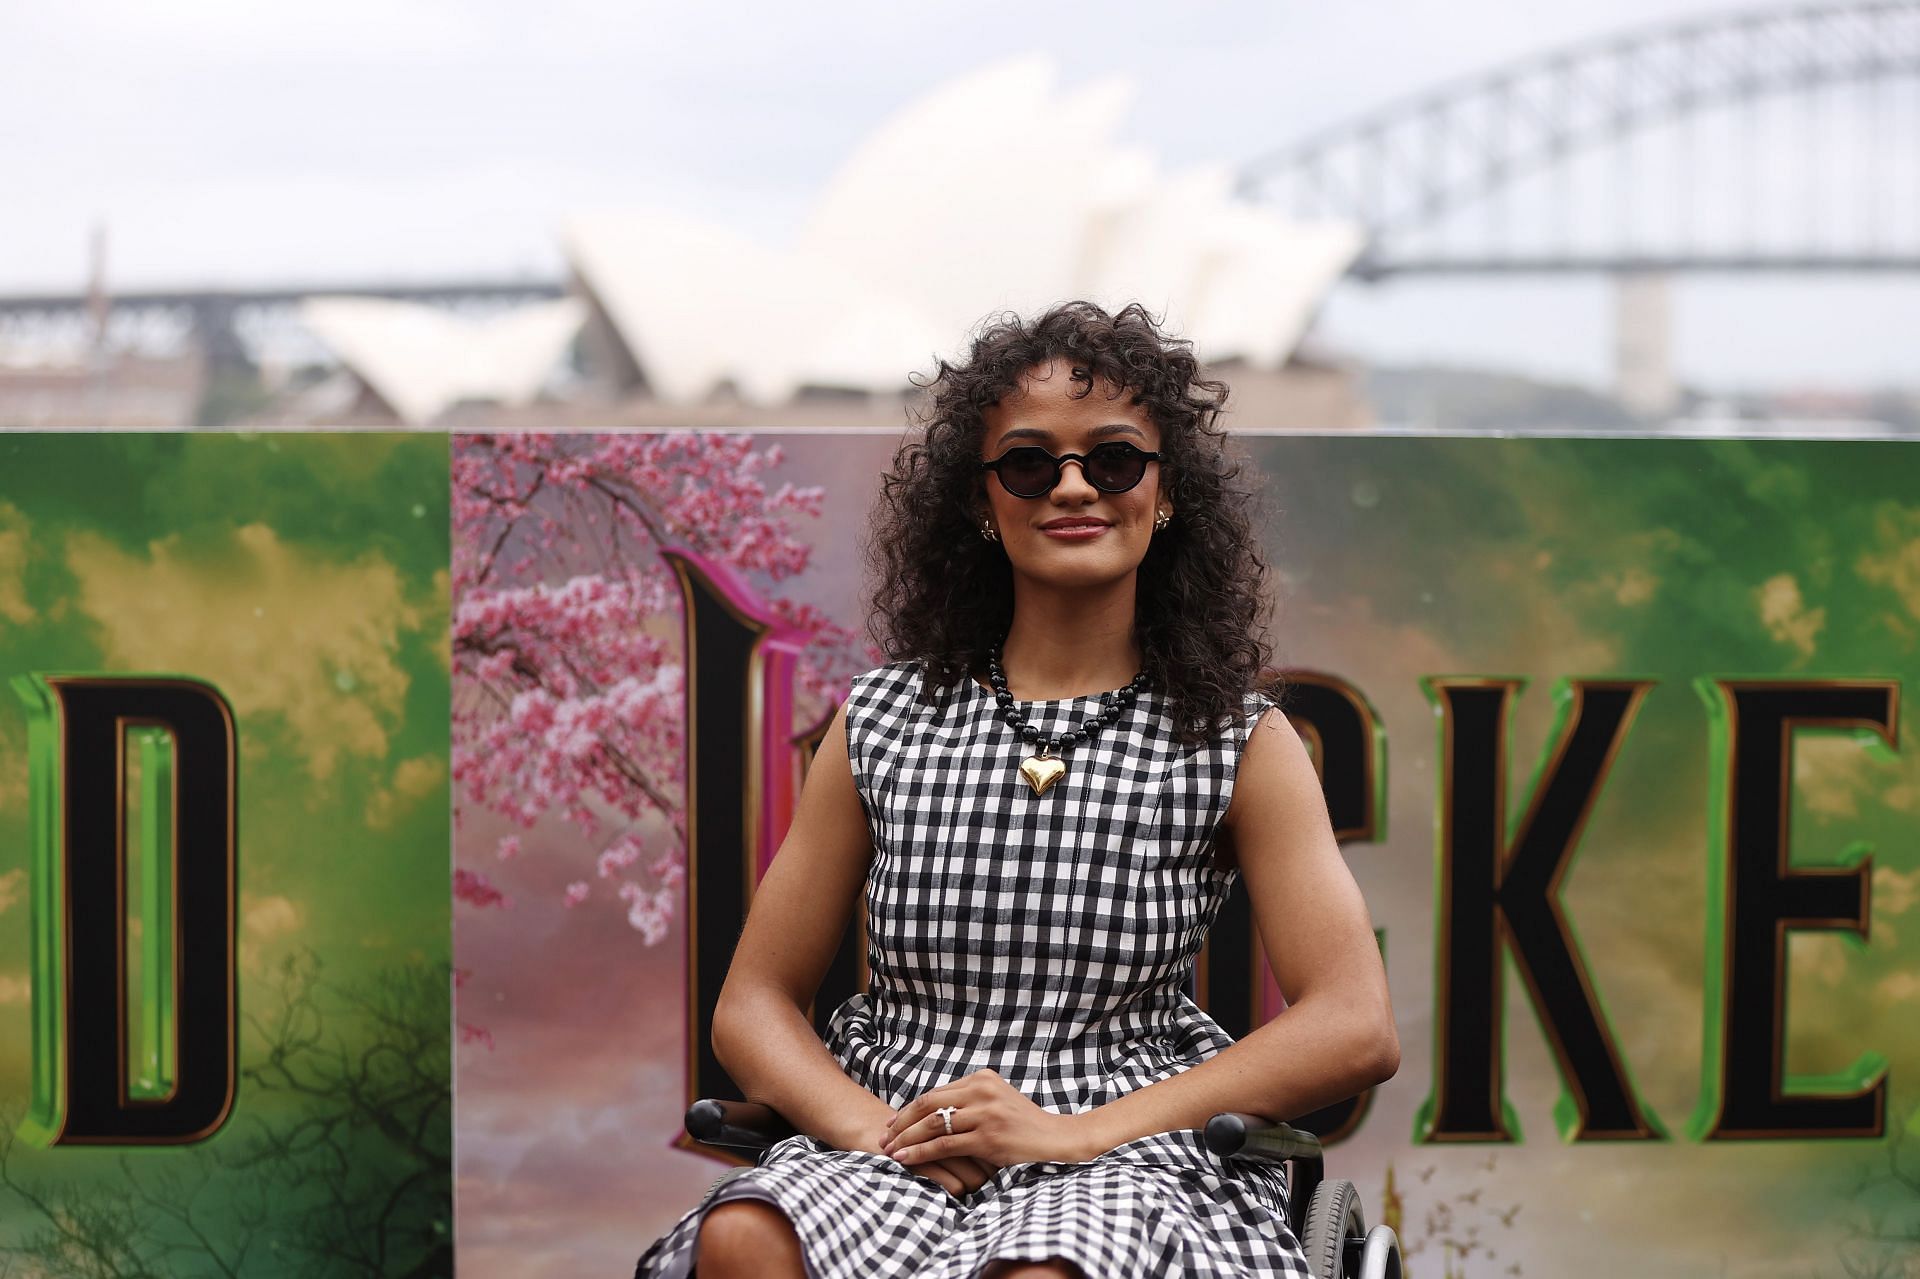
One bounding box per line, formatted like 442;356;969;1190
453;868;510;909
597;833;646;880
618;881;675;946
451;432;865;1030
650;849;686;890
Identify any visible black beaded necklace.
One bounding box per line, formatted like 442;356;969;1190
986;647;1149;796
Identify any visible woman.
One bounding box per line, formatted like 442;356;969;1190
635;301;1397;1278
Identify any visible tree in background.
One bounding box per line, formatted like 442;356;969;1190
229;951;451;1277
449;433;864;1034
1834;1097;1920;1279
0;952;449;1278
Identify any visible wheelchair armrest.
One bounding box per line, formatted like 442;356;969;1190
685;1098;798;1155
1203;1112;1327;1245
1202;1112;1325;1164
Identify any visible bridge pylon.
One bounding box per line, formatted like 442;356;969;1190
1614;271;1676;419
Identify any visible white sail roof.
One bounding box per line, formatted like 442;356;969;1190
562;210;939;404
299;296;583;425
566;55;1366;404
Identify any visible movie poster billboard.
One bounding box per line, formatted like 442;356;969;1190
449;430;1918;1279
0;432;452;1276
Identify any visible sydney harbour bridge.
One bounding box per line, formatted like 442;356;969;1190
1240;0;1920;279
2;1;1916;403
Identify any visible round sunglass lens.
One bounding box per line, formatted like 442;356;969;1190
999;449;1057;496
1086;444;1146;491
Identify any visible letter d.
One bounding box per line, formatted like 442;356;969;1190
11;674;236;1146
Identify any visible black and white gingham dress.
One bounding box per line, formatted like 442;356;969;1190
635;659;1313;1278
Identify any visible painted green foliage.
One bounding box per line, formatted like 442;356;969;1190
0;433;452;1275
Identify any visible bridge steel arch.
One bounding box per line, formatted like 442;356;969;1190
1240;1;1920;279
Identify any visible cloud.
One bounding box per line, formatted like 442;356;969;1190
0;868;23;916
366;753;447;830
0;972;29;1005
1792;733;1884;820
62;523;429;781
1789;933;1853;988
1592;528;1684;610
1855;503;1920;626
239;892;306;974
430;568;451;671
1609;565;1658;607
0;500;32;625
1755;573;1824;660
0;724;23;816
1874;970;1920;1006
1876;864;1920;917
244;893;303;940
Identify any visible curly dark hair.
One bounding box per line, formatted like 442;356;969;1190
862;300;1280;747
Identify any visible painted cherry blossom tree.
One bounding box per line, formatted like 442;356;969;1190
450;433;865;1036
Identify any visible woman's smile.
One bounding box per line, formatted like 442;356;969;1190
1039;517;1112;541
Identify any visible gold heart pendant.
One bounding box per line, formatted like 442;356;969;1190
1019;755;1066;796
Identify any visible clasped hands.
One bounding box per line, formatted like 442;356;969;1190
853;1068;1102;1199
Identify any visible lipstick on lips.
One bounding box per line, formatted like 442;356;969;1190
1039;517;1111;541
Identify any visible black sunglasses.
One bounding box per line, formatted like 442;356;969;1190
978;442;1161;499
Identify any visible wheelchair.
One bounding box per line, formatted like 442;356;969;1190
684;1097;1402;1279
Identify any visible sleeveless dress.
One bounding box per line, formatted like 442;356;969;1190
634;658;1313;1278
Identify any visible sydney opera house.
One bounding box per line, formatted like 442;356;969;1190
1;59;1373;432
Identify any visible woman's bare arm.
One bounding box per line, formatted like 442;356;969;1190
709;700;891;1153
1082;706;1400;1149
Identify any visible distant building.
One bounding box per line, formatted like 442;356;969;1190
0;349;205;429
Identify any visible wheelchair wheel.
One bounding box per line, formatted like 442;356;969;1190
1300;1177;1365;1279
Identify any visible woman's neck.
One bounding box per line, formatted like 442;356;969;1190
993;575;1142;700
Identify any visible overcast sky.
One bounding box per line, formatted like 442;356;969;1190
4;0;1918;391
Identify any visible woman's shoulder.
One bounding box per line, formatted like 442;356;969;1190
1228;686;1285;752
845;657;925;708
840;660;967;780
843;658;954;726
847;656;980;705
1184;685;1281;748
1242;685;1281;721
